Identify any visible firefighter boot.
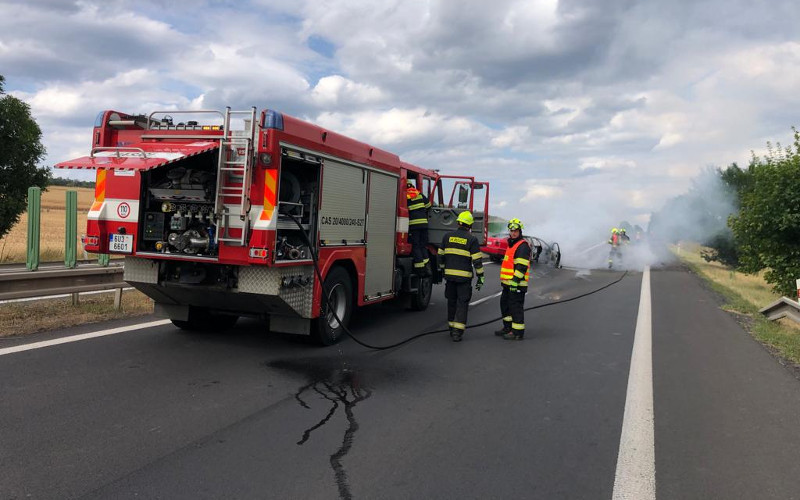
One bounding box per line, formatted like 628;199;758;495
503;331;524;341
494;327;510;337
450;327;463;342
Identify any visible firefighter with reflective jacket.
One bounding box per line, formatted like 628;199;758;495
407;181;432;276
607;227;622;269
439;211;485;342
495;218;531;340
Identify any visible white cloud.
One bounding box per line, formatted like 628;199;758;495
579;156;636;171
521;181;565;202
313;107;483;148
491;126;531;148
311;75;384;107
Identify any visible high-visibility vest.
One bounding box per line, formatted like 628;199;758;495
500;240;530;287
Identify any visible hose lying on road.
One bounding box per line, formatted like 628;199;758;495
290;215;628;351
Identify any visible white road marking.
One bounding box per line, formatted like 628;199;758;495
0;319;172;357
612;265;655;499
470;291;502;306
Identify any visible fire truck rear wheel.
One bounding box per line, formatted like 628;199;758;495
409;273;432;311
313;267;353;346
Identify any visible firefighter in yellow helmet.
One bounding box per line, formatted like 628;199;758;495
618;227;630;245
407;180;432;276
608;227;622;269
439;210;484;342
495;218;531;340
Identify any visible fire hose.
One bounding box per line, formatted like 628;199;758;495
290;215;628;351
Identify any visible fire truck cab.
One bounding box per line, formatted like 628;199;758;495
56;107;489;345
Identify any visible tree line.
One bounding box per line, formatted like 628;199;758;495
1;73;96;242
49;177;95;188
0;74;50;240
650;129;800;297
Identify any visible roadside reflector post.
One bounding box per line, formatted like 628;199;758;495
72;292;79;306
114;287;123;311
796;279;800;303
26;186;41;271
65;190;78;269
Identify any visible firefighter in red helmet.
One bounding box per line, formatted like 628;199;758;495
407;180;432;276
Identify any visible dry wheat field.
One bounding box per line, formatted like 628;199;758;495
0;186;95;263
0;186;155;336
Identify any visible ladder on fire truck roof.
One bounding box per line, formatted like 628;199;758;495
214;106;257;246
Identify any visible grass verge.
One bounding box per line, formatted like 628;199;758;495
0;290;154;338
673;243;800;367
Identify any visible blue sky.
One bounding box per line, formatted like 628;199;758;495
2;0;800;253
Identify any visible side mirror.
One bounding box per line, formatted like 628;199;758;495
458;185;469;204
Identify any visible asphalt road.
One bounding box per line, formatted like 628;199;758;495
1;262;799;499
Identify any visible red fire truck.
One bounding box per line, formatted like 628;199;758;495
56;108;490;344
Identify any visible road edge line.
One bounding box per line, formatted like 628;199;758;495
612;265;655;499
0;319;172;356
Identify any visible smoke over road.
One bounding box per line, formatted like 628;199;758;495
498;167;737;271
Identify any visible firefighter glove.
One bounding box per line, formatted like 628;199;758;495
476;275;485;290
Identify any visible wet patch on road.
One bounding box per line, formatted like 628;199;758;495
267;357;412;500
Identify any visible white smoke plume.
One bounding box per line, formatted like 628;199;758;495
497;167;738;271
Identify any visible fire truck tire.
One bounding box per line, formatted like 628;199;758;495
313;267;353;345
409;274;433;311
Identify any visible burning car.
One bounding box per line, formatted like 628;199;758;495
481;233;561;268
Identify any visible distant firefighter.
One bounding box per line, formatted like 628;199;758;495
608;227;623;269
619;227;631;245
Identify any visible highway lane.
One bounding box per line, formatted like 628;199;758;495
1;263;799;499
652;266;800;500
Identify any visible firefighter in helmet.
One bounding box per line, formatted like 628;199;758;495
608;227;622;269
407;180;432;276
439;210;484;342
495;218;531;340
619;227;630;245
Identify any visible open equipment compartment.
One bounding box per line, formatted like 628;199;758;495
274;148;320;263
138;149;220;257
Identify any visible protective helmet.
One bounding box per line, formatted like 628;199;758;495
406;181;414;188
457;211;474;226
619;228;626;233
507;218;524;231
611;227;618;233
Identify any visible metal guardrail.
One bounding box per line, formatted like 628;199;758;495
759;297;800;324
0;265;125;301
